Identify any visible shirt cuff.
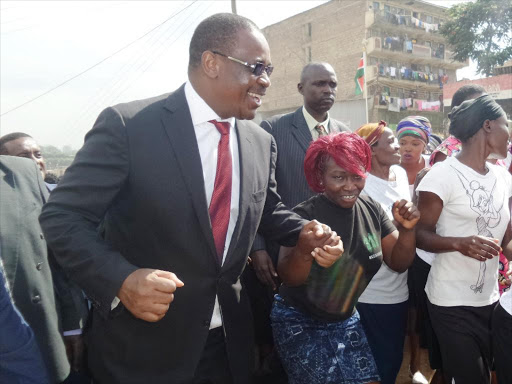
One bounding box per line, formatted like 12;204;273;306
63;329;82;336
111;296;121;310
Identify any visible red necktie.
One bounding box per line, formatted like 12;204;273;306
208;120;232;264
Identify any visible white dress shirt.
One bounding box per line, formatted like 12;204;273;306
184;81;240;329
112;82;240;330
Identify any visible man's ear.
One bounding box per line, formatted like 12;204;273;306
201;51;220;79
297;82;303;95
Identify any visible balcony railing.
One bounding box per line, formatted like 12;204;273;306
366;64;449;86
366;10;442;34
366;37;467;69
367;36;437;58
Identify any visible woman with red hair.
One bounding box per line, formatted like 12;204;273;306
271;132;420;384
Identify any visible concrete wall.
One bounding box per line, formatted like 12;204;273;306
260;0;368;114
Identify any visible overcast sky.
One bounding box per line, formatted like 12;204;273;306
0;0;475;149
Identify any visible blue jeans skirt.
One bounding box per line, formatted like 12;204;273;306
271;295;380;384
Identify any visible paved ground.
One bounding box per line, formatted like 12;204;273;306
397;341;435;384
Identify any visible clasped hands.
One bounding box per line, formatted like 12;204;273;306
296;219;344;268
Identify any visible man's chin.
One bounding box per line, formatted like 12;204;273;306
237;109;257;121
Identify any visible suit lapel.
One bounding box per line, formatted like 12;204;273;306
328;120;341;134
291;107;313;153
161;86;218;267
223;120;253;268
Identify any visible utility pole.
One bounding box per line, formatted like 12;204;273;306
362;39;369;124
231;0;237;14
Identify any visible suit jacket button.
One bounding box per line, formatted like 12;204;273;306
32;295;41;304
36;262;43;270
40;233;44;239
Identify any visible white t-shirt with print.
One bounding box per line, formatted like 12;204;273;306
417;157;512;307
359;165;411;304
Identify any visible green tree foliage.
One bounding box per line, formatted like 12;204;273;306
441;0;512;76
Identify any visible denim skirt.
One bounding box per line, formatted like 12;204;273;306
271;295;380;384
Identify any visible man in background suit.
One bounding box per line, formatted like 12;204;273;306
245;62;349;379
0;132;89;378
0;155;70;383
39;13;341;384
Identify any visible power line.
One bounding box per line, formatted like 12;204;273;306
0;0;198;117
64;1;214;145
111;1;214;104
62;0;191;133
61;1;205;143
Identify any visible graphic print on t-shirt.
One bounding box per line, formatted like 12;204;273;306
452;166;504;294
363;233;383;260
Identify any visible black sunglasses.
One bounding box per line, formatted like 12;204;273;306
212;51;273;77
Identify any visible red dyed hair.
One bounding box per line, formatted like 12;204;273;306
304;132;372;193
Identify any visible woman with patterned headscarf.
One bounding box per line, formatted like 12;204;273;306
397;116;432;198
354;121;412;384
416;94;511;384
396;116;435;383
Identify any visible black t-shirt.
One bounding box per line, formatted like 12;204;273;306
279;194;396;322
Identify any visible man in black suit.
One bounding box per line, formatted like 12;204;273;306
39;13;340;384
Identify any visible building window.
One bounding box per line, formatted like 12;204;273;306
373;2;380;10
426;15;433;23
307;46;312;63
384;4;390;12
307;23;312;37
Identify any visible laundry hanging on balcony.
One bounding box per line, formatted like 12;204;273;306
411;16;439;32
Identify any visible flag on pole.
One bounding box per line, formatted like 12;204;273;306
354;56;365;95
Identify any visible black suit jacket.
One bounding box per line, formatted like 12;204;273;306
39;85;306;384
252;107;349;258
0;156;70;383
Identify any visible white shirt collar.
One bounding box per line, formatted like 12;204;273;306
184;81;235;128
302;106;330;134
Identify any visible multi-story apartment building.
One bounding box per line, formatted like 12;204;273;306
257;0;467;132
